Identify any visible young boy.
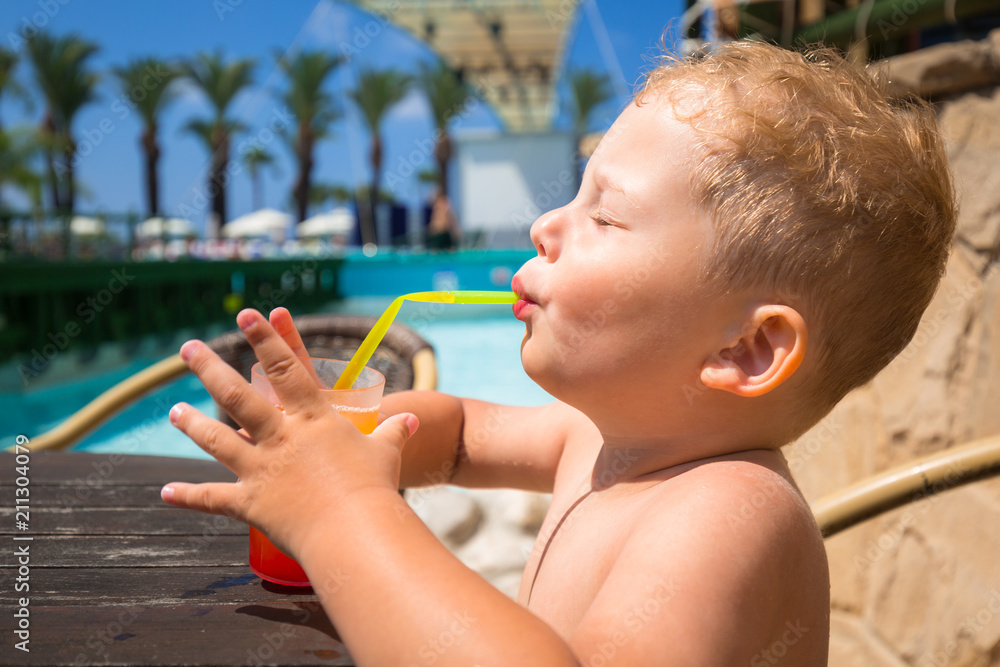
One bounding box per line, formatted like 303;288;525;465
161;41;956;665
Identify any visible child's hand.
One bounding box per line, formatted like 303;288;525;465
160;308;418;559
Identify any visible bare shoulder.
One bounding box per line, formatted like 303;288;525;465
569;453;830;666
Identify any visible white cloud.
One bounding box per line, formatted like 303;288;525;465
388;87;430;121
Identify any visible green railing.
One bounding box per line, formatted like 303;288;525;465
0;257;344;368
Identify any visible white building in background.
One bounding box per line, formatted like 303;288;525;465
455;130;575;249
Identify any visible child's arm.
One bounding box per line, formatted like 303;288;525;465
161;309;581;665
384;391;578;492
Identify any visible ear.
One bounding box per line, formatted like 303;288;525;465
700;305;807;398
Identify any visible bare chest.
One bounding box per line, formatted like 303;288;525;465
518;486;649;636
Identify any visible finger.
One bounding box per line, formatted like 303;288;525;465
235;427;256;446
169;402;251;472
179;339;282;440
269;308;322;385
161;482;245;519
372;413;419;453
235;309;328;414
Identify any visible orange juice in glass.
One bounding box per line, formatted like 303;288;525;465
249;358;385;586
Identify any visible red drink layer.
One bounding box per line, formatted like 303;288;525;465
249;406;379;586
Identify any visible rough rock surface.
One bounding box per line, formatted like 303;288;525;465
788;40;1000;667
405;486;551;599
880;29;1000;98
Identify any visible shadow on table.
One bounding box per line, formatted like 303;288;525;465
236;600;342;642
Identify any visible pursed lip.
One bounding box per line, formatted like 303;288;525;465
511;275;538;320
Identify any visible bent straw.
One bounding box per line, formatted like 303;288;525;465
334;290;518;390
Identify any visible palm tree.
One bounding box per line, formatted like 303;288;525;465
25;32;100;214
569;69;613;192
276;50;343;222
308;182;352;210
418;62;474;197
182;51;255;227
0;48;34;213
242;145;278;210
0;128;42;211
0;128;42;256
349;68;411;245
113;58;181;218
0;48;34;132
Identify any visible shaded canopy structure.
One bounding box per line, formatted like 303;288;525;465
353;0;581;133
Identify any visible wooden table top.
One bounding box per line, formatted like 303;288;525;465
0;451;353;666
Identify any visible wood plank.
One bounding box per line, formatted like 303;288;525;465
0;452;235;486
0;534;249;567
1;602;352;666
0;567;325;605
0;483;177;508
0;453;359;665
0;506;248;536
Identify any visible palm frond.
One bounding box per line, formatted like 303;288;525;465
113;58;182;127
25;32;100;130
0;48;34;114
277;50;343;143
349;68;413;133
182;118;215;148
183;51;256;119
418;62;475;130
0;127;43;195
242;144;276;169
569;69;614;135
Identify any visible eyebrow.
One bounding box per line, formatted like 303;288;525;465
593;168;638;209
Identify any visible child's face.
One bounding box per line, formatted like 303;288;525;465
512;98;733;430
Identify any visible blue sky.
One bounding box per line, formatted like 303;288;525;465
1;0;684;230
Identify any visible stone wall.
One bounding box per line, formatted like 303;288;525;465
788;31;1000;667
404;31;1000;665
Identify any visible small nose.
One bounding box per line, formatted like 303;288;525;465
529;208;564;261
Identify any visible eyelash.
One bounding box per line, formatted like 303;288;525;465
593;215;614;228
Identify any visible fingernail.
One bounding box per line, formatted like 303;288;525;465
237;310;259;332
404;414;419;435
160;485;175;503
179;340;199;362
169;404;185;424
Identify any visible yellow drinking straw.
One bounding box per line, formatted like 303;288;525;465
333;290;518;389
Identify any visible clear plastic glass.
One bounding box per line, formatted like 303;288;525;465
248;358;385;586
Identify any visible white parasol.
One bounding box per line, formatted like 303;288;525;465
137;217;197;239
69;216;105;237
222;208;292;239
297;208;355;238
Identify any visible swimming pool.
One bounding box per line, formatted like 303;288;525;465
3;298;553;459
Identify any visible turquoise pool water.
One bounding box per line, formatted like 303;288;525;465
3;298;553;459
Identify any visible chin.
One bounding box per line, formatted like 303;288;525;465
520;350;558;396
521;356;585;407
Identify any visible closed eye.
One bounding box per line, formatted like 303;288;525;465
592;212;624;229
